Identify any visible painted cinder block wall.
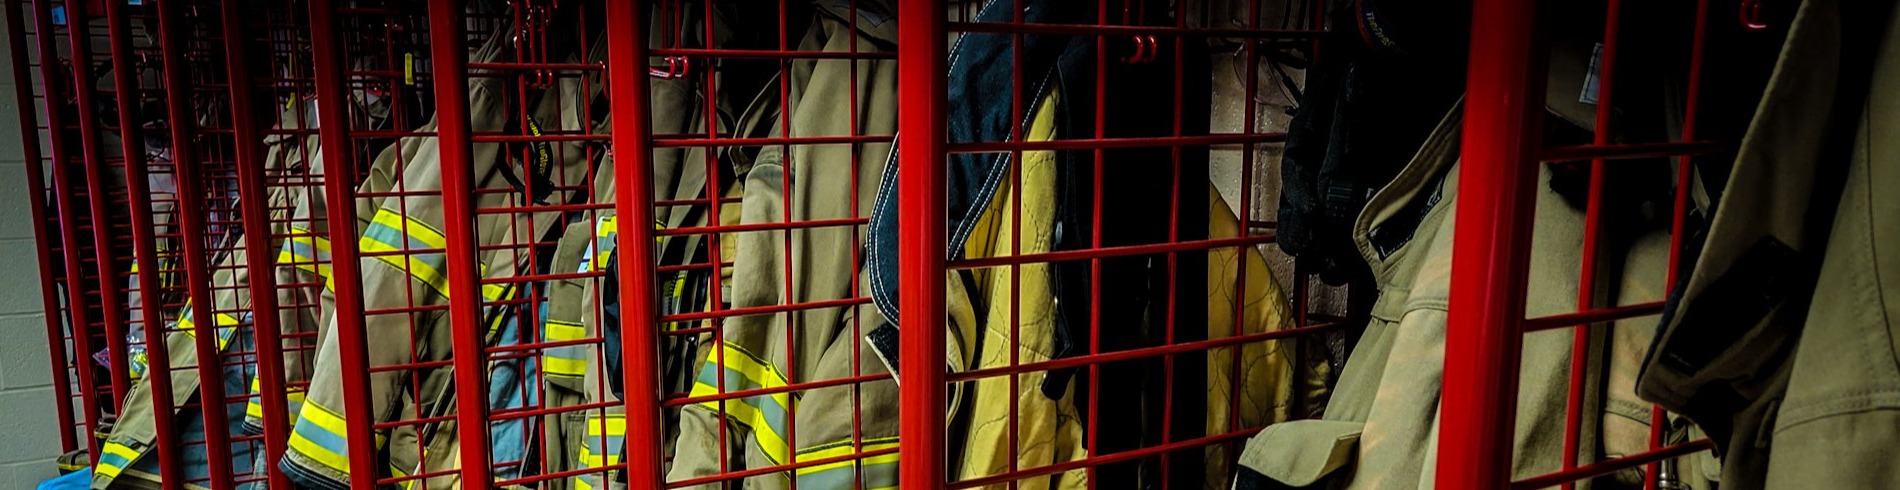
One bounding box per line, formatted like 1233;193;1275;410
0;9;68;488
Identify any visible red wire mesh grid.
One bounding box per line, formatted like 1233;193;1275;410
1445;0;1734;488
0;0;1776;488
890;1;1341;488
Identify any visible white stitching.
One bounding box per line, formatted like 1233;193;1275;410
869;135;903;323
949;70;1056;256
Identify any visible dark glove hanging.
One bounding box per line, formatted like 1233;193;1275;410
1277;0;1468;285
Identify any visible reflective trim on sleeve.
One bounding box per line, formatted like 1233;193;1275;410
359;209;511;302
388;462;418;490
793;438;900;490
581;215;665;273
176;299;246;351
245;374;308;425
287;400;386;475
583;216;617;272
93;441;142;480
688;341;794;465
542;319;589;378
578;413;625;469
278;226;335;290
139;300;249;375
576;412;624;490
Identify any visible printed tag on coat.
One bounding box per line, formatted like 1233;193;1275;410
1581;42;1604;105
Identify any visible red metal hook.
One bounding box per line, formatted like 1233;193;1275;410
647;0;690;79
1116;0;1157;64
534;5;554;88
649;56;690;79
1739;0;1770;30
1120;35;1158;64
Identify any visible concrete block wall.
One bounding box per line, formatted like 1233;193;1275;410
0;9;67;489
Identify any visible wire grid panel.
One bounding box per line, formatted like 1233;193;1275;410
26;0;145;460
603;1;907;488
2;0;1754;489
1442;0;1728;488
890;1;1341;488
284;1;607;488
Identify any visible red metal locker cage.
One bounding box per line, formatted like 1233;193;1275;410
2;0;1758;488
1444;0;1724;488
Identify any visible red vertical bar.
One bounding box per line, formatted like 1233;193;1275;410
1437;0;1546;487
1561;2;1625;488
1651;1;1712;488
96;0;190;485
64;0;134;411
305;1;383;487
151;0;237;487
30;0;104;458
427;0;496;484
218;0;294;485
5;0;79;453
897;0;948;487
604;1;665;486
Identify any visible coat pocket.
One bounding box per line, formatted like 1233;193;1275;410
1234;420;1364;488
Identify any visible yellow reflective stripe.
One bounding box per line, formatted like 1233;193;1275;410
793;438;900;489
244;393;306;424
129;351;149;379
389;462;417;490
688;342;794;464
360;209;511;303
482;282;511;302
177;299;244;352
369;209;447;248
360;251;454;301
592;216;617;271
245;379;306;424
578;413;624;468
587;216;665;271
94;441;141;479
287;400;385;474
278;227;334;286
794;438;900;473
543;319;588;377
545;319;587;341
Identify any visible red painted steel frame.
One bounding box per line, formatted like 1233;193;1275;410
897;0;949;488
29;0;106;459
155;0;242;486
218;0;296;486
66;0;137;418
426;0;498;485
605;1;668;485
1442;0;1721;487
4;0;80;454
305;0;384;487
1438;0;1546;487
100;0;192;484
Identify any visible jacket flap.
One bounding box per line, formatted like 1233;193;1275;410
1236;420;1364;487
814;0;898;46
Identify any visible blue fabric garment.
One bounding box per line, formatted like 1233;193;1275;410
39;468;90;490
866;0;1094;329
122;323;260;488
486;283;542;480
